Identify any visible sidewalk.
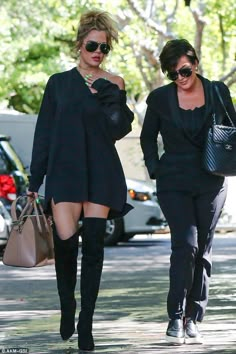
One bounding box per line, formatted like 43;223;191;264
0;233;236;353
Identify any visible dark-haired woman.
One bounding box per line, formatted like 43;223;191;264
140;39;236;345
27;10;134;351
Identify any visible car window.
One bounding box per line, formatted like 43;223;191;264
0;147;8;173
0;141;26;173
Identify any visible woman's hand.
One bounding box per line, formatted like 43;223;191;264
85;74;109;93
27;190;39;202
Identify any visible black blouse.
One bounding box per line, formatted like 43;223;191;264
180;105;206;145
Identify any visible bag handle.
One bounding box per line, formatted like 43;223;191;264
11;196;34;223
11;196;51;234
212;82;235;127
33;199;51;234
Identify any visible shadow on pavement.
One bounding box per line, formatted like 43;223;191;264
1;234;236;353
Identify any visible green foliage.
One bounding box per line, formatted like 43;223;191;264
0;0;235;113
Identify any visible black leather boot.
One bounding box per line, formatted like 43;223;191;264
53;225;79;341
77;217;106;351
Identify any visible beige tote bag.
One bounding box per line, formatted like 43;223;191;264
3;197;54;267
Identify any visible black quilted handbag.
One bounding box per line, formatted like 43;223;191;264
202;83;236;176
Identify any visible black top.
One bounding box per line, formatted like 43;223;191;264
140;75;236;193
180;105;205;140
29;67;134;218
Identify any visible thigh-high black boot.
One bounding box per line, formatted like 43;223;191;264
77;217;106;351
53;225;79;340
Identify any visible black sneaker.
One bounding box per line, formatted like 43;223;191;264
184;317;203;344
166;319;185;344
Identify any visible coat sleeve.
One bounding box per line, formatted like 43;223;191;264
140;93;161;180
28;76;55;192
91;78;134;140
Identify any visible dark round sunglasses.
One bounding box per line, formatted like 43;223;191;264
167;66;192;81
85;40;111;55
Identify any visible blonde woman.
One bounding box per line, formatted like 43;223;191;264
28;10;133;351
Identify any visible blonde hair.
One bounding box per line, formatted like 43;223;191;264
75;10;118;52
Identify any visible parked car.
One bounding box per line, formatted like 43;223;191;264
0;201;12;251
0;134;28;212
104;178;168;246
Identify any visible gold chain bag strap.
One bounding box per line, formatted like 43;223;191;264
3;196;54;267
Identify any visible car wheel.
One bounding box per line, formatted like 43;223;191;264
120;232;136;242
105;218;124;246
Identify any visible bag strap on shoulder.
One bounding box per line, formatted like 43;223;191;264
210;82;217;125
212;81;235;127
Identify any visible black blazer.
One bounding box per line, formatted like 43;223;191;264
140;75;236;193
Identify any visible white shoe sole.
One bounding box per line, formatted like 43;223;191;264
185;335;203;344
166;334;185;345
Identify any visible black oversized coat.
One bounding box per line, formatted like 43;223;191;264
29;67;134;218
140;75;236;193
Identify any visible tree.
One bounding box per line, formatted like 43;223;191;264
0;0;235;115
0;0;88;113
104;0;235;122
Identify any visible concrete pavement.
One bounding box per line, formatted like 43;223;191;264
0;233;236;353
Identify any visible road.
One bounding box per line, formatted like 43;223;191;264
0;233;236;354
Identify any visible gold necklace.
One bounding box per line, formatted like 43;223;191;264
78;65;99;76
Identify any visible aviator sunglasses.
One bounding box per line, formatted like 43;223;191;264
167;66;192;81
85;40;111;55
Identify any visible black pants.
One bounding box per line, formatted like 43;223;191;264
157;185;227;322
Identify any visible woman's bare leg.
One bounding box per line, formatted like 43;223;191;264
83;201;109;218
51;200;83;239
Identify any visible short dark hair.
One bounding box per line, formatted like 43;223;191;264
159;39;199;73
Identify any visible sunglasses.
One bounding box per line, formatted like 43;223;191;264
85;40;111;55
167;66;192;81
